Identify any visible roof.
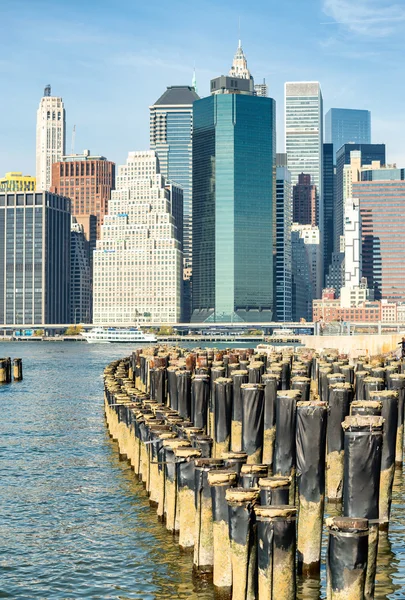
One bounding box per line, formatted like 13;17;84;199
152;86;200;106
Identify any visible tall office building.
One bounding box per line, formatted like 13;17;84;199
51;150;115;239
325;108;371;161
0;191;71;324
323;143;334;280
275;154;292;322
285;82;323;280
293;173;317;226
93;151;183;324
0;172;36;192
291;224;322;321
192;52;276;323
353;178;405;303
36;85;66;191
150;86;199;273
255;79;268;97
71;217;92;323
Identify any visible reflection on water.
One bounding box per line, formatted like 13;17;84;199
0;342;404;599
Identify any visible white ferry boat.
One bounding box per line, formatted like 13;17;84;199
271;328;294;337
81;327;157;344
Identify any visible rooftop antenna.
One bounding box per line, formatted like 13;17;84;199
238;16;241;48
71;125;76;155
192;63;198;94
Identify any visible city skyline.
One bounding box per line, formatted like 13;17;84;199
1;0;404;176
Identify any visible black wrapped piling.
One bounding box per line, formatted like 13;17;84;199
163;438;191;533
167;366;178;410
248;361;265;384
192;434;213;458
342;415;384;600
255;505;297;600
291;376;311;402
363;377;385;400
222;451;248;474
226;487;260;600
273;390;301;504
13;358;23;381
208;470;238;590
0;359;7;384
231;370;249;452
241;383;265;464
296;400;327;576
176;447;202;550
350;400;382;417
192;374;210;432
258;476;291;506
156;432;178;520
240;464;268;488
355;371;370;400
193;458;224;574
326;517;369;600
213;377;233;458
318;367;333;402
261;374;278;467
176;370;192;421
370;390;399;529
210;366;226;437
326;382;353;502
386;373;405;466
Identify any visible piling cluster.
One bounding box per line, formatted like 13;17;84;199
0;357;22;383
103;346;404;599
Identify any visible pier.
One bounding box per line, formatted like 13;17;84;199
104;343;404;599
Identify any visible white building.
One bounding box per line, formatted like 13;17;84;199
93;151;183;325
291;224;322;321
36;85;66;191
285;82;323;235
254;79;268;97
229;40;255;92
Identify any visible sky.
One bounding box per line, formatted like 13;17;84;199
1;0;405;174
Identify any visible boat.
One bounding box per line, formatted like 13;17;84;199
81;327;157;344
271;328;294;337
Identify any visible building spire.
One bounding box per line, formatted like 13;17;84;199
192;67;198;94
229;42;254;92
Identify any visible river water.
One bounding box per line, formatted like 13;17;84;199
0;342;404;599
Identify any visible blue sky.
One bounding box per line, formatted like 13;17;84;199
1;0;405;174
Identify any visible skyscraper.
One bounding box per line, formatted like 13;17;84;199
285;82;323;251
323;143;334;280
229;41;255;92
275;154;292;322
353;178;405;303
51;150;115;239
36;85;66;191
254;79;268;97
71;217;92;323
150;86;199;273
93;151;183;324
192;47;276;322
293;173;317;226
325;108;371;161
0;191;71;324
291;224;322;321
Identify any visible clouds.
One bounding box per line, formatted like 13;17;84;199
322;0;405;36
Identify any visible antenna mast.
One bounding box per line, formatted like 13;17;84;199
71;125;76;155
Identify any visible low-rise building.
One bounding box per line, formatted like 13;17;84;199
0;172;36;192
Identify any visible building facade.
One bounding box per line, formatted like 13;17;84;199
325;108;371;161
323;143;334;280
93;151;183;324
353;179;405;304
291;224;322;321
192;70;276;322
275;156;292;321
292;173;317;226
254;79;268;97
0;172;36;192
51;150;115;239
36;85;66;191
71;217;92;324
0;191;71;325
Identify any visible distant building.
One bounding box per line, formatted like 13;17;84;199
323;143;334;280
291;224;322;321
275;155;292;322
0;191;71;324
93;151;183;324
71;217;92;323
293;173;317;226
51;150;115;239
0;172;36;192
353;178;405;303
313;294;381;323
36;85;66;191
325;108;371;162
255;79;268;97
192;46;276;322
229;40;255;93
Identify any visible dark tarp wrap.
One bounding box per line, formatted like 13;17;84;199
262;375;278;432
341;365;355;385
154;367;166;404
355;371;370;400
223;452;248;474
241;384;265;461
327;384;353;454
167;368;178;410
214;378;233;445
231;370;249;423
296;402;327;503
192;435;213;458
363;377;385;400
192;375;210;431
274;391;300;476
370;391;398;471
259;479;290;505
291;377;311;402
176;370;192;420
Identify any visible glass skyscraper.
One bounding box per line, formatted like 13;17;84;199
325;108;371;161
0;192;71;325
323;143;334;280
275;154;292;322
192;84;276;322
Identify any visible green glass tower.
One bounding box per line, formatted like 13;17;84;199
192;65;276;322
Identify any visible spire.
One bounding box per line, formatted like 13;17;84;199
229;42;254;92
192;67;198;95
